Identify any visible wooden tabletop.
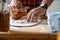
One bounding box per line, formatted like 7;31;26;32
0;19;57;40
10;19;50;33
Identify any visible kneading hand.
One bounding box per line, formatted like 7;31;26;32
26;7;46;22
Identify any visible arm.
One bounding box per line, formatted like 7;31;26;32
26;0;54;22
41;0;54;7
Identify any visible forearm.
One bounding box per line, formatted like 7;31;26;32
42;0;54;7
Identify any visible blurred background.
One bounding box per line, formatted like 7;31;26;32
6;0;60;12
47;0;60;12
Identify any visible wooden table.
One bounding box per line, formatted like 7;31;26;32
0;20;57;40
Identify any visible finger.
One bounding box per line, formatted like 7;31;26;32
30;11;37;22
30;8;42;22
25;9;31;20
26;11;32;22
32;17;37;22
26;9;35;22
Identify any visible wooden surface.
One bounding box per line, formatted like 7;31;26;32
0;33;57;40
0;24;50;38
0;19;57;40
0;24;57;40
10;19;50;33
57;32;60;40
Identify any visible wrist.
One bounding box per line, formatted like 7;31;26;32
39;3;48;9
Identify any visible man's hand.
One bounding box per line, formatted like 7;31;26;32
26;7;46;22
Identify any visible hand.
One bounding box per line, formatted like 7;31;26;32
9;0;23;11
26;7;46;22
